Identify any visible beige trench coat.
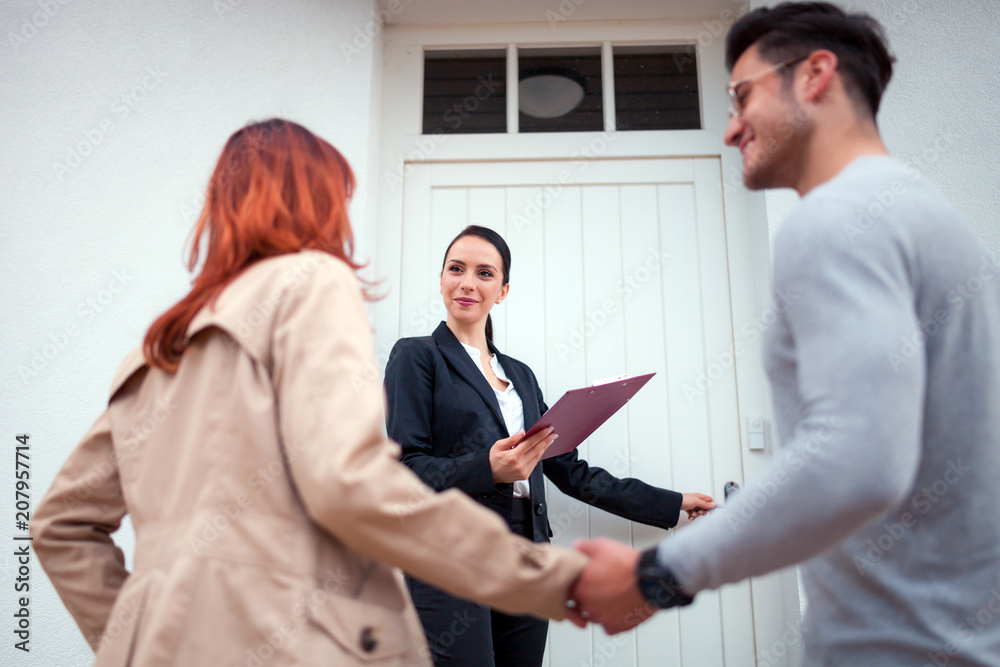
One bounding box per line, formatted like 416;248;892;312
32;251;586;666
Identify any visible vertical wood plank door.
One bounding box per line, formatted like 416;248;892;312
389;157;755;667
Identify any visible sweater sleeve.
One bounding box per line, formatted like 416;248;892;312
656;199;925;593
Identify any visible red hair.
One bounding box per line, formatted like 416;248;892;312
144;118;369;371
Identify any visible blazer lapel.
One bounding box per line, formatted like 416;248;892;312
492;347;541;428
493;345;546;507
432;322;508;433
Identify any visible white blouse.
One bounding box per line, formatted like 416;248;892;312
459;341;530;498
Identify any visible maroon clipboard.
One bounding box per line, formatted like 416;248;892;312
522;373;656;459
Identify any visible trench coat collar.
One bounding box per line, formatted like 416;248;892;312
109;347;148;401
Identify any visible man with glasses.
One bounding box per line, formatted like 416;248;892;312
569;3;1000;665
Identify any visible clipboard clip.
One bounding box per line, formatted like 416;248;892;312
592;374;632;386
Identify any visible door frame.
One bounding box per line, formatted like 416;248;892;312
371;19;793;666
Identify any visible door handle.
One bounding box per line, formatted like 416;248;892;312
724;481;740;501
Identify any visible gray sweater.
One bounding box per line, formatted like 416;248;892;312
656;157;1000;666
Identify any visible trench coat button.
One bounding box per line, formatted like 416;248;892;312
360;627;378;653
534;502;545;516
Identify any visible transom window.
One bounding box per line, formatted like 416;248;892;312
422;44;699;135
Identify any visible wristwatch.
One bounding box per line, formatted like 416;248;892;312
635;547;695;610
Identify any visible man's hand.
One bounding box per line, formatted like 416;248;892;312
568;538;656;635
681;492;716;521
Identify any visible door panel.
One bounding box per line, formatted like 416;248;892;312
391;158;752;667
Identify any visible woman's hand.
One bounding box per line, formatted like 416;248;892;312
681;492;716;521
489;427;556;484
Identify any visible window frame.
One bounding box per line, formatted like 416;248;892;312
420;40;704;135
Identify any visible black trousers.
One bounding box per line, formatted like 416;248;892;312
407;499;549;667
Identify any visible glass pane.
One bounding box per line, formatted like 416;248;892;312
518;47;603;133
423;50;507;134
614;45;701;131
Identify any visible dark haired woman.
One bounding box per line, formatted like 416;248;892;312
30;122;589;666
385;225;715;667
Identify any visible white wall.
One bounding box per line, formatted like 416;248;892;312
0;0;383;664
757;0;1000;255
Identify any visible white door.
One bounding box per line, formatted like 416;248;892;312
388;156;755;667
372;19;793;667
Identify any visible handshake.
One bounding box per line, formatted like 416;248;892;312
565;492;714;634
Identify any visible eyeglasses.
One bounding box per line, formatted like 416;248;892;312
727;56;808;118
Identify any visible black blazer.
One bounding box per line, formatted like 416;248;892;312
384;322;683;543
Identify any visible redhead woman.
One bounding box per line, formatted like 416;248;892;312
384;225;716;667
30;121;588;667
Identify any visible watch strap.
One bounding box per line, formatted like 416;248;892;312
636;547;695;610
